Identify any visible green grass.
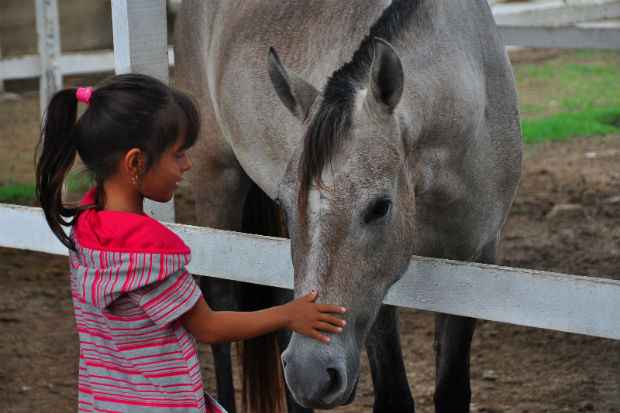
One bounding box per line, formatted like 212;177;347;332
514;50;620;143
0;172;92;204
522;108;620;144
65;171;93;193
0;182;36;204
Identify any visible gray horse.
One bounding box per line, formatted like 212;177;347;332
175;1;522;412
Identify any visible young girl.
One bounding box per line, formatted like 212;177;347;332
35;73;347;413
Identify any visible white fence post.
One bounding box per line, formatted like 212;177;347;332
111;0;175;223
35;0;62;116
111;0;170;83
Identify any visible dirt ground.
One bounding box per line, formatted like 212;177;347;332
1;126;619;412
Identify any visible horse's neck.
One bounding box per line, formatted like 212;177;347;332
212;1;393;199
271;0;393;83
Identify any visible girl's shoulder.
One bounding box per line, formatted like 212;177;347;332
74;188;190;255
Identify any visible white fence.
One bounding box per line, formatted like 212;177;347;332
1;203;619;340
0;0;619;342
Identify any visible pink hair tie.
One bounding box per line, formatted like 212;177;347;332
76;87;93;104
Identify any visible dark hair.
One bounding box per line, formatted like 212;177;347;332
35;73;200;251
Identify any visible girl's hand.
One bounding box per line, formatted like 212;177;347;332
282;290;347;344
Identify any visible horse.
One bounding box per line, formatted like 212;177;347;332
174;1;522;412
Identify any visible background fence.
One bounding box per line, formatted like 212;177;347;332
1;0;619;113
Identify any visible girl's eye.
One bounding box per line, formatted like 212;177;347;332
175;151;186;160
363;198;392;224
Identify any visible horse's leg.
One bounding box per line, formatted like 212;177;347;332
433;314;476;413
433;241;497;413
366;305;415;413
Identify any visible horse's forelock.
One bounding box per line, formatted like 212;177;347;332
297;79;355;220
297;0;422;219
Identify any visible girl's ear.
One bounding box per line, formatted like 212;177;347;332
123;148;145;179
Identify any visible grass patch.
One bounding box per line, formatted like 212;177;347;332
0;172;92;204
0;182;36;204
65;171;93;193
522;108;620;144
515;50;620;119
514;50;620;142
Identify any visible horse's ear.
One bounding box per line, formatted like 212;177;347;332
268;47;318;121
369;38;404;112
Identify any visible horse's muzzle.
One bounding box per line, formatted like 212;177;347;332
281;335;358;408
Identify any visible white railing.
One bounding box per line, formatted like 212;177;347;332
2;203;619;341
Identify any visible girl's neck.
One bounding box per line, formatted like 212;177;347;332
101;179;144;214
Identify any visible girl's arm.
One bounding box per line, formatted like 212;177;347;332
180;291;347;344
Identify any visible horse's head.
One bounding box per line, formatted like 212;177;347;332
269;39;416;408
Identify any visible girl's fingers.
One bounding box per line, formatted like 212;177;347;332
298;328;331;344
309;329;331;343
314;321;343;334
319;314;347;327
306;290;318;302
317;304;347;314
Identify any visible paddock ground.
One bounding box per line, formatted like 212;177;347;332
1;65;619;413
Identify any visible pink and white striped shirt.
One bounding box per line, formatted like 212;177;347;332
69;188;224;412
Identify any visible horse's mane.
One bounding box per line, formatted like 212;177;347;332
298;0;422;215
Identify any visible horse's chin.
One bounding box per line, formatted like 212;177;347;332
344;375;360;405
295;374;360;409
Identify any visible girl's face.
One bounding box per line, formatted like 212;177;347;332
140;137;192;203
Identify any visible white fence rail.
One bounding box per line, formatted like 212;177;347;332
0;49;173;81
499;21;620;49
2;203;619;341
493;0;620;26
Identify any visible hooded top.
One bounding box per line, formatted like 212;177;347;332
69;188;222;413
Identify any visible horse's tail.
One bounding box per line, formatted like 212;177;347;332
239;181;288;413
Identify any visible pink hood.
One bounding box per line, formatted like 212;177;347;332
70;188;191;309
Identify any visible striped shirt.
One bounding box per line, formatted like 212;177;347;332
68;188;225;413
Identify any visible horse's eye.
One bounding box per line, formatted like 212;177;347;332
363;198;392;224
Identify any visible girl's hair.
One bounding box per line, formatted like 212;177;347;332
35;73;200;252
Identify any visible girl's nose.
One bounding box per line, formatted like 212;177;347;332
182;153;192;172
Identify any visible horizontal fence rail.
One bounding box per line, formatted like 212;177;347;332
499;21;620;49
492;0;620;26
1;203;618;341
0;49;174;82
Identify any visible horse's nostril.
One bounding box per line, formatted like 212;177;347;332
282;359;287;368
325;368;341;395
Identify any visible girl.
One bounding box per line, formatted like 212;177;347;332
35;73;347;413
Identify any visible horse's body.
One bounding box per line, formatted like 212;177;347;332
175;1;522;412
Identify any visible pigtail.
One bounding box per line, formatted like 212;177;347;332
35;89;80;251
